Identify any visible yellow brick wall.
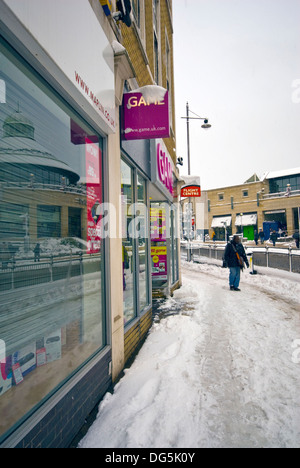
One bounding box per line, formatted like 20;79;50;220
118;2;178;363
206;180;300;237
120;0;176;165
124;309;153;364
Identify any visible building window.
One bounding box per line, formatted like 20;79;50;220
121;159;135;324
242;190;249;197
269;174;300;193
132;0;141;27
218;193;224;201
0;38;106;441
137;173;150;312
121;160;150;324
170;204;179;284
153;0;160;84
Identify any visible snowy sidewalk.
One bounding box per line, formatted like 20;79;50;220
79;261;300;448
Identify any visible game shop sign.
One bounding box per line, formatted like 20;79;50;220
151;139;174;202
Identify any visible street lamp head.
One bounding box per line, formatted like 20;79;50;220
201;119;211;129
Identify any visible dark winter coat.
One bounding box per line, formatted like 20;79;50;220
224;240;249;268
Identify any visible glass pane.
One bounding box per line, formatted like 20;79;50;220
0;39;105;440
170;208;174;283
150;202;168;287
121;160;135;323
173;205;179;283
137;174;149;311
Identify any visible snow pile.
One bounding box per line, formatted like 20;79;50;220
79;262;300;449
126;85;167;104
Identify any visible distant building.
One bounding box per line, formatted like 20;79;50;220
181;168;300;242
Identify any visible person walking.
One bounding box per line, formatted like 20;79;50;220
293;230;299;249
258;228;264;244
270;230;277;247
223;234;249;291
33;243;41;262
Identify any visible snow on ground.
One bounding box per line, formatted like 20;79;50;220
79;261;300;449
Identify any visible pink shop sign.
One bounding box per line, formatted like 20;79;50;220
157;142;173;196
122;89;170;140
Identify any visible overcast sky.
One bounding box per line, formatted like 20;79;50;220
173;0;300;190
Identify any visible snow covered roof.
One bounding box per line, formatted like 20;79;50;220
235;213;257;226
211;215;232;228
181;175;201;186
263;167;300;180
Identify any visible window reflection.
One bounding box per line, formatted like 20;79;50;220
0;40;105;440
137;174;149;311
121;160;135;323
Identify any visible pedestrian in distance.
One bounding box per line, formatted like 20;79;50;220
258;228;264;244
293;230;299;249
33;243;41;262
254;230;259;245
223;234;249;291
270;230;277;247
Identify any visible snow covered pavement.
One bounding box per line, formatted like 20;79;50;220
79;261;300;448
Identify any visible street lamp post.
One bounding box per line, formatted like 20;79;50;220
240;213;243;238
183;102;211;177
181;102;211;261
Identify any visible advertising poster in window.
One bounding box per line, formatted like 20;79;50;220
151;245;167;280
150;206;167;280
85;138;102;254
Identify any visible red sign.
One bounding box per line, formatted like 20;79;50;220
181;185;201;198
85;138;102;254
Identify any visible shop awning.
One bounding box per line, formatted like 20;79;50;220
264;210;285;215
211;216;232;228
235;213;257;226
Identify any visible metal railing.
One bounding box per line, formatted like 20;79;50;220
181;242;300;274
262;189;300;199
0;251;101;292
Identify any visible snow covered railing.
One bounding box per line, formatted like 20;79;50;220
0;251;101;291
262;189;300;199
180;242;300;274
0;181;87;195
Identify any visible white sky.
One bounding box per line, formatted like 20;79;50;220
173;0;300;190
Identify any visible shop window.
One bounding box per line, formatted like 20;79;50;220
150;202;168;287
137;173;150;312
170;204;179;285
121;160;135;323
121;160;150;324
0;38;106;441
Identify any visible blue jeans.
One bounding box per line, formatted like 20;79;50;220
229;267;241;288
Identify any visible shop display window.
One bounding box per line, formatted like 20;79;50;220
121;160;135;323
121;160;150;324
0;38;106;440
137;174;149;312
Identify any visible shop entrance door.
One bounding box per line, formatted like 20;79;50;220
243;225;254;241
